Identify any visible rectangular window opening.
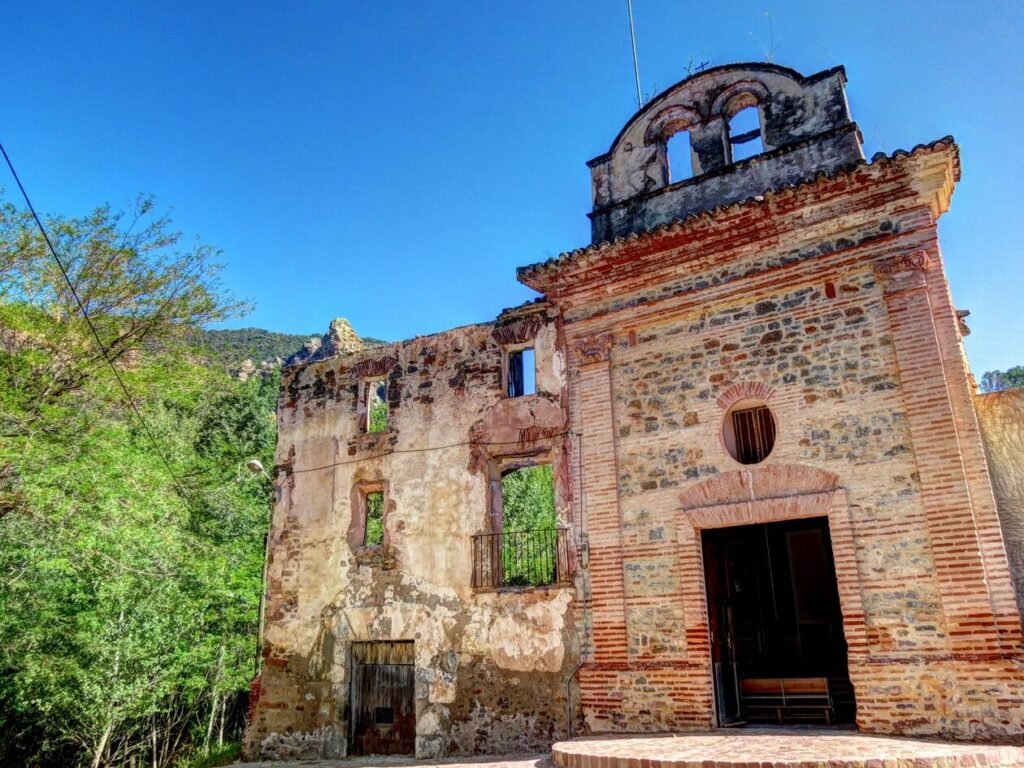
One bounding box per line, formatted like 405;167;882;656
364;490;385;546
667;130;693;183
492;464;559;587
506;347;536;398
728;106;764;163
364;379;389;433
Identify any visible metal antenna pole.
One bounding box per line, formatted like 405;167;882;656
627;0;643;109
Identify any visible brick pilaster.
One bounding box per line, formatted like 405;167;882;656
878;250;1021;652
573;333;629;663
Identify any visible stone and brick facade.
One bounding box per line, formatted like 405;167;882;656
243;63;1024;760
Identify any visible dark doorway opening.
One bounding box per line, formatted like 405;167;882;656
702;517;855;726
349;641;415;755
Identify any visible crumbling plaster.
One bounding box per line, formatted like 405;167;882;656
246;306;583;760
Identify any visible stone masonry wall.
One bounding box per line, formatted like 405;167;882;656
245;59;1024;756
243;305;583;760
531;141;1024;740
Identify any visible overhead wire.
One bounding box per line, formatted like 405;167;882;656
288;430;576;474
0;144;582;514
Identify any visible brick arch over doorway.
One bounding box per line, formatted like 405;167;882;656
676;463;869;718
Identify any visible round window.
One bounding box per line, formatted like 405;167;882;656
723;399;776;464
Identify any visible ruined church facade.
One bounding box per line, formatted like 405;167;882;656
244;64;1024;760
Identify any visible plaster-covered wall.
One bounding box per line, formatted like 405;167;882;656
243;305;582;760
586;63;863;243
976;390;1024;618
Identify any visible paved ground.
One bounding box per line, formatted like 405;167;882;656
239;731;1024;768
552;731;1024;768
239;755;549;768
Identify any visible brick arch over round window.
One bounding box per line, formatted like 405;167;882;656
715;381;775;411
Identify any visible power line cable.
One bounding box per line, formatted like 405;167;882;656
288;430;577;475
0;140;200;511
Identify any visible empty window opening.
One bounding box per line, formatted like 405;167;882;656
728;106;764;163
492;464;560;587
364;379;388;433
364;490;385;546
501;464;556;533
374;707;395;725
667;129;693;182
723;401;776;465
506;347;536;397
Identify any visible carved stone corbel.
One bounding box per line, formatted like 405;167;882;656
572;333;613;366
873;251;929;293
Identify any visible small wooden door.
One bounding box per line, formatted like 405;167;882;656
350;641;415;755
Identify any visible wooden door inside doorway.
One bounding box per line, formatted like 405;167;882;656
349;641;415;755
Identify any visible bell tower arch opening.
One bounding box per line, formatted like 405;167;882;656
667;128;694;183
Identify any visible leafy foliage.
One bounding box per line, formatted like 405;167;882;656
368;382;389;433
980;366;1024;393
500;465;559;586
0;197;273;767
196;328;315;368
501;464;557;532
364;491;384;546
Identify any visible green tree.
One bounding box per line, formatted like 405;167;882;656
500;465;559;585
0;196;271;767
980;366;1024;393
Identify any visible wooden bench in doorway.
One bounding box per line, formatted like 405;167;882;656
739;677;833;725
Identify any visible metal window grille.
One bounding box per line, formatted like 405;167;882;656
471;528;570;589
731;405;776;464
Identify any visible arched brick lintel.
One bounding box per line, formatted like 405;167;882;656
715;381;776;411
679;463;839;510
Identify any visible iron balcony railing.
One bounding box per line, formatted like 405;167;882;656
471;527;571;589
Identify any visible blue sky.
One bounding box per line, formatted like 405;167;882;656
2;1;1022;374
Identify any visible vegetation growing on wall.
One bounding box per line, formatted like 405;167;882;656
0;196;275;768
